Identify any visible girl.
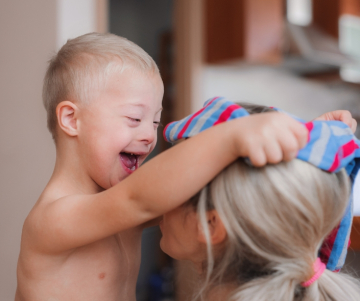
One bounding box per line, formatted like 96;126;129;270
160;103;360;301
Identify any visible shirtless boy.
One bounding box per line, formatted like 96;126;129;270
15;33;354;301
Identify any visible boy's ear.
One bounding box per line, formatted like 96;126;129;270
56;101;79;137
197;210;227;245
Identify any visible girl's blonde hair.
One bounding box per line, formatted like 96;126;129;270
189;104;360;301
43;32;159;140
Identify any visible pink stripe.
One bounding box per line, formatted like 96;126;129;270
305;122;314;142
329;140;359;172
177;97;220;139
342;140;359;157
213;105;242;126
329;154;340;172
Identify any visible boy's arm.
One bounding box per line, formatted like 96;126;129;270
29;112;307;253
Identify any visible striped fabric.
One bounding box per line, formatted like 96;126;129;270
164;97;360;271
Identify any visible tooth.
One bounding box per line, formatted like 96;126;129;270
131;153;133;156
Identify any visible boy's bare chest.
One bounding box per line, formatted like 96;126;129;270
64;229;143;283
19;229;143;301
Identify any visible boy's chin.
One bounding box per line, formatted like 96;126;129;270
107;174;130;188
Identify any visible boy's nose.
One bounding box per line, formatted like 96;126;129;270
139;124;156;145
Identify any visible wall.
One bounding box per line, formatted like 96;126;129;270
109;0;173;63
0;1;57;299
57;0;97;49
0;1;104;299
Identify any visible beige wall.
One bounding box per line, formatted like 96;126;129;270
0;1;108;298
0;1;57;299
0;1;107;298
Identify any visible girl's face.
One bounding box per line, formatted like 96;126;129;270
159;205;206;264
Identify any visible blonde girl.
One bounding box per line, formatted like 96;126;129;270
160;102;360;301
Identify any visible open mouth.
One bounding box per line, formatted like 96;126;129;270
120;152;139;173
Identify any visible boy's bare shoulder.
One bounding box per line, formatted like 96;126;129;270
22;185;72;250
21;177;150;255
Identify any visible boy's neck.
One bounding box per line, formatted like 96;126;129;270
49;138;104;196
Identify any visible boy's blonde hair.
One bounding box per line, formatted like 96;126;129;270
42;32;159;140
188;103;360;301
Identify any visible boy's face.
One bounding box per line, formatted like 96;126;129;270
78;68;164;189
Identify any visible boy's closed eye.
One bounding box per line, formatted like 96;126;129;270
154;121;162;128
127;117;162;129
126;117;141;126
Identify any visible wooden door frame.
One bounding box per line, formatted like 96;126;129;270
96;0;108;33
174;0;204;119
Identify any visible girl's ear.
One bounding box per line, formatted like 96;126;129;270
56;101;79;136
197;210;227;245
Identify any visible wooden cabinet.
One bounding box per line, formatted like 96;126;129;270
312;0;360;38
205;0;283;63
341;0;360;17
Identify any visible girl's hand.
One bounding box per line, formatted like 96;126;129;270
315;110;357;133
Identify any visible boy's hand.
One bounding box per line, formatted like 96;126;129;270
232;112;308;167
315;110;357;133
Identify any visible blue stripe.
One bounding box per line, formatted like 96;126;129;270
164;122;178;140
229;108;250;119
327;195;353;270
172;114;195;140
298;123;323;162
198;100;238;133
181;97;226;138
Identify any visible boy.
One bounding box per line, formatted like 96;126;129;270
15;33;353;301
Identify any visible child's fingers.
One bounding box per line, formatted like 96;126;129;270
315;110;356;132
351;118;357;133
331;110;354;130
263;140;283;164
290;122;308;149
278;134;299;162
248;146;267;167
339;110;353;128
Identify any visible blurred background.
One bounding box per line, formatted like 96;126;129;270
2;0;360;300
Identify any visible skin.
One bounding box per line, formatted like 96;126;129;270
160;205;206;265
315;110;357;132
160;207;232;300
159;207;226;266
15;62;354;300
